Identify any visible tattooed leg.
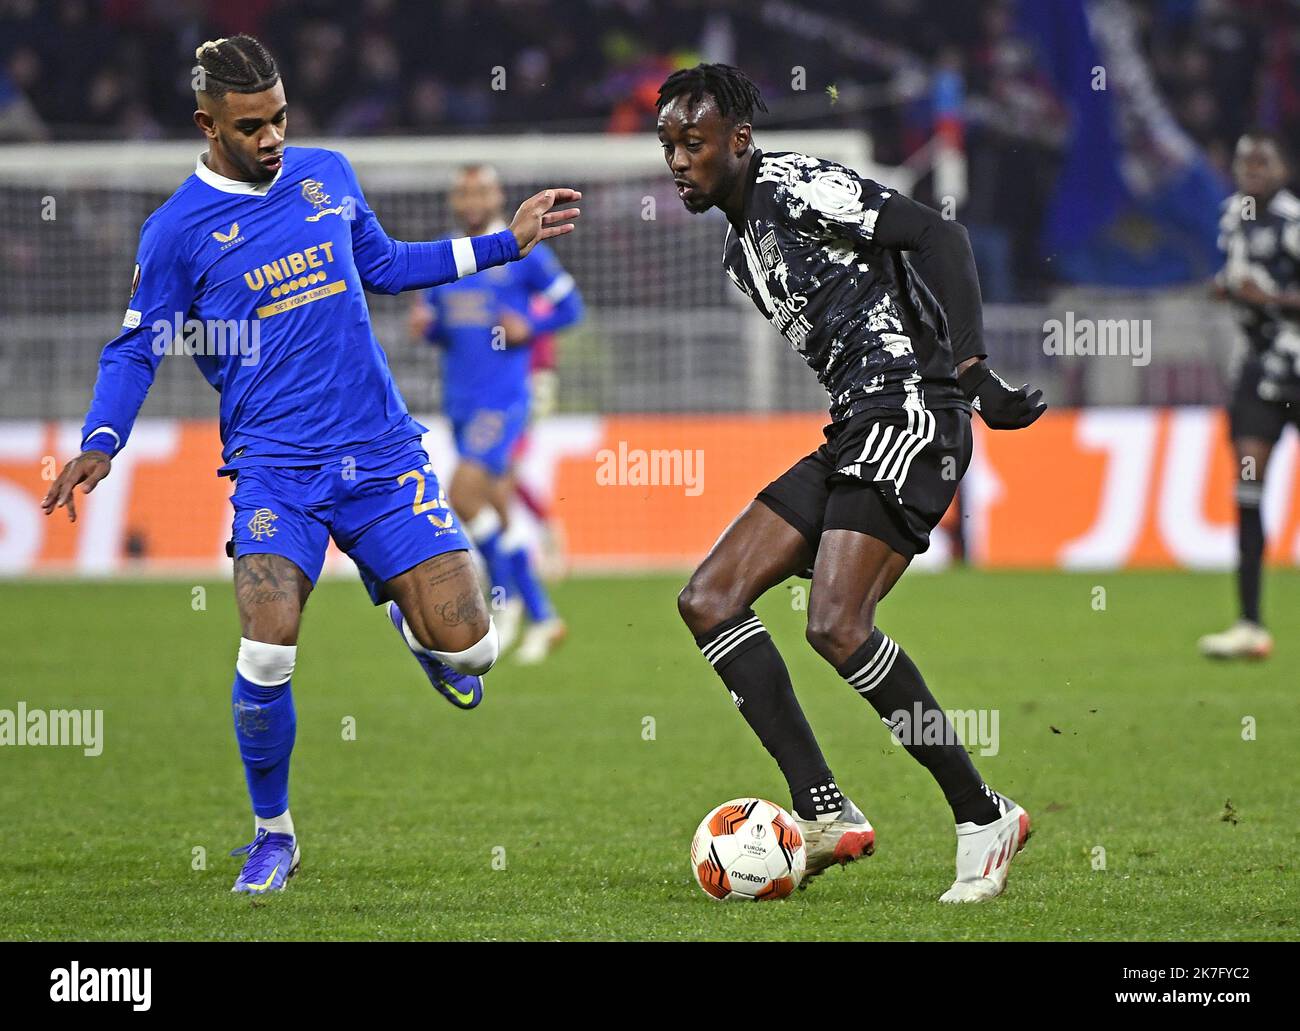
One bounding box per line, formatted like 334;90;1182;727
385;550;492;653
234;553;313;645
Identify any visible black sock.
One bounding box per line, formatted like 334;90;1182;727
837;627;999;825
695;610;841;821
1237;483;1264;625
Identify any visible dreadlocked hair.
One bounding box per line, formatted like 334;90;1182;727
655;63;767;125
193;35;279;99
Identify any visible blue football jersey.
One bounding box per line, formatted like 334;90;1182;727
424;239;581;414
80;146;519;472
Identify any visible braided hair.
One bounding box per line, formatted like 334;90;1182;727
194;35;279;100
655;63;767;126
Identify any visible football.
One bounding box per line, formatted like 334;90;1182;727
690;798;807;901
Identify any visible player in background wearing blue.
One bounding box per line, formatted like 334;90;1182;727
40;36;581;894
408;165;584;664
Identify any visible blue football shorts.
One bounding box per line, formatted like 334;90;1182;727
449;402;529;477
226;436;470;604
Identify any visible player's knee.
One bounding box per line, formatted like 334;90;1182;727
436;621;499;676
236;637;297;686
677;572;738;634
676;580;703;628
805;607;873;666
239;616;299;649
451;469;492;519
450;487;475;522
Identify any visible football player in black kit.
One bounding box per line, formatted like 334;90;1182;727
1199;131;1300;661
659;64;1046;902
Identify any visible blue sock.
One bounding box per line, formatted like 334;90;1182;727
468;509;515;607
479;531;516;605
507;544;552;622
232;671;296;819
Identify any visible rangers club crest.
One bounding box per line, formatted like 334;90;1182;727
301;179;348;222
247;508;279;541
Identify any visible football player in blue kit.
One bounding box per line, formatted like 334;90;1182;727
410;164;584;664
40;36;580;893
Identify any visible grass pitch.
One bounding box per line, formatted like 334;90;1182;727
1;570;1296;941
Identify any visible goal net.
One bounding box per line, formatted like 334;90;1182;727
0;132;930;575
0;132;883;421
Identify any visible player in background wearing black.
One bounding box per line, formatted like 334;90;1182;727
1200;131;1300;660
659;65;1045;901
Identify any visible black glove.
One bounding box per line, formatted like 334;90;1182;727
958;360;1047;430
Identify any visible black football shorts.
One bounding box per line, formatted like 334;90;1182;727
757;406;971;561
1228;362;1300;444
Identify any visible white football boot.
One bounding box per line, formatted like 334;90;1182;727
1198;620;1273;660
514;617;567;665
939;793;1031;903
794;798;876;882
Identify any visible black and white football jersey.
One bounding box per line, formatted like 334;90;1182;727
722;150;967;423
1218;188;1300;396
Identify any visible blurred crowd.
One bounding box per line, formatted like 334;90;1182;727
1;0;1294;150
1;0;1297;299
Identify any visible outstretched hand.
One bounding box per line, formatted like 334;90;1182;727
41;451;112;523
958;360;1047;430
510;188;581;258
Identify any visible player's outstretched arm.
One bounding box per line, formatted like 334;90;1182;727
338;146;580;293
873;193;1046;430
509;189;582;258
41;450;112;523
50;212;196;518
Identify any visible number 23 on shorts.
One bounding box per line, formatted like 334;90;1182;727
396;465;455;529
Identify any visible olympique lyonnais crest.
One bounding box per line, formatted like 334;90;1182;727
759;230;781;273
